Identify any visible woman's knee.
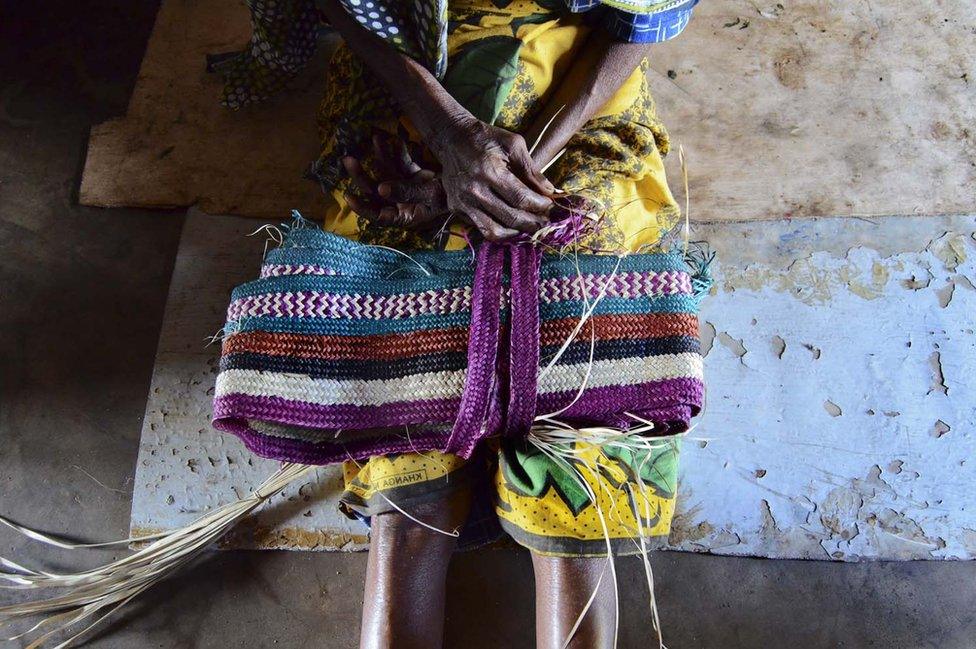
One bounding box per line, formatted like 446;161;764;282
369;486;473;563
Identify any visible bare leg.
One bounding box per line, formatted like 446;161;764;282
532;554;616;649
359;489;472;649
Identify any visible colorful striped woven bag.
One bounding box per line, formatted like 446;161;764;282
212;219;709;465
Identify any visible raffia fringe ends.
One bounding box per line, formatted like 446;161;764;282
683;240;715;306
0;464;314;648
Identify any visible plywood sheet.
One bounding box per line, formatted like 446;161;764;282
131;210;976;559
654;0;976;220
80;0;329;219
83;0;976;221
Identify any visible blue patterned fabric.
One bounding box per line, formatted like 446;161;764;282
217;0;698;107
567;0;699;43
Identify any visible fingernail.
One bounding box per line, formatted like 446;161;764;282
377;183;391;198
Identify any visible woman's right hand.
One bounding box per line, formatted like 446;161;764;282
428;115;555;242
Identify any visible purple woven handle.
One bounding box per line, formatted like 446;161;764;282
445;243;505;456
445;241;543;456
505;243;540;437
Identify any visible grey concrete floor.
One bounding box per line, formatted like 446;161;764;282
0;2;973;648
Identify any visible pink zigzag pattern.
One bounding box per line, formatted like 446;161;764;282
228;287;473;321
227;271;691;321
537;271;691;303
260;264;340;278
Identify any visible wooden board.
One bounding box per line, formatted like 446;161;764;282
131;209;976;559
82;0;976;221
80;0;329;219
654;0;976;220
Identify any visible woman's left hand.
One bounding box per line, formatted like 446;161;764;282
343;133;451;231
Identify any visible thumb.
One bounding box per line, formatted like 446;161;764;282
509;146;556;196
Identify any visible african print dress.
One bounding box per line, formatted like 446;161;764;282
218;0;700;557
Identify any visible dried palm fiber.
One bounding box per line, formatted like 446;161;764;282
0;211;712;648
0;463;314;647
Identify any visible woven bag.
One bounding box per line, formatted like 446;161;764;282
212;223;708;465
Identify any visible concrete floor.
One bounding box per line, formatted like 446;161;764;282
0;2;973;647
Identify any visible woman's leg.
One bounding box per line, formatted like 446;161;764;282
359;488;472;649
532;554;616;649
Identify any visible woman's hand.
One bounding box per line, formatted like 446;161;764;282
343;133;450;232
429;115;556;242
319;2;555;241
319;1;559;241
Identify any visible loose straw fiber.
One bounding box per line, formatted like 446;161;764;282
0;464;314;647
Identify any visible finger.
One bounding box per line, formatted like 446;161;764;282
410;170;445;210
349;190;441;231
378;178;445;207
398;203;441;229
393;139;423;177
507;140;556;195
384;203;445;230
372;131;420;181
348;194;415;228
345;193;382;219
343;157;377;196
494;169;554;214
371;133;399;180
475;189;546;234
465;207;521;242
377;205;404;226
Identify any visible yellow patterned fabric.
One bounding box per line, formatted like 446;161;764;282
331;1;683;557
317;3;681;254
341;451;472;512
494;440;679;556
341;438;680;557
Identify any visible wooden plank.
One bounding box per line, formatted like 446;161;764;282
80;0;329;219
83;0;976;222
131;209;976;559
655;0;976;220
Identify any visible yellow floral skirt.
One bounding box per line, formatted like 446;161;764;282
319;2;683;557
